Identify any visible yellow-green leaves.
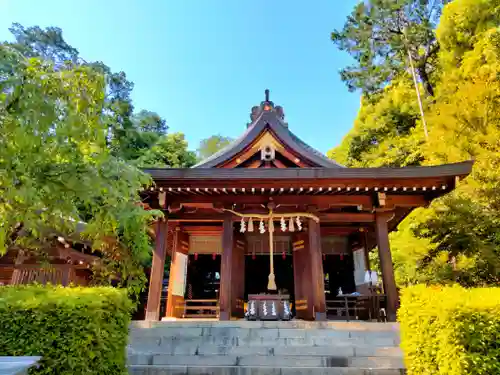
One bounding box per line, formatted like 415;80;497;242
330;0;500;288
399;285;500;375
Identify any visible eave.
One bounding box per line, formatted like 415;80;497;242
145;161;473;187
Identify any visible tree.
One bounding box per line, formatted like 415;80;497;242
197;135;233;160
327;79;425;167
0;47;161;295
331;0;448;97
136;133;197;168
4;23;194;169
0;23;200;295
330;0;500;287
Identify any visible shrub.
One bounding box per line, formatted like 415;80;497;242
398;285;500;375
0;285;132;375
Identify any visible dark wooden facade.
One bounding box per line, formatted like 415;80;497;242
142;92;473;322
0;246;97;287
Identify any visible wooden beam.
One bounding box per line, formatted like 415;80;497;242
272;159;288;168
145;219;168;321
167;194;373;207
180;225;223;235
320;226;361;236
167;212;375;223
385;195;427;207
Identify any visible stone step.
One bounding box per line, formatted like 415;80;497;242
130;328;399;341
128;365;405;375
131;321;399;332
129;354;404;369
129;335;399;350
129;342;401;357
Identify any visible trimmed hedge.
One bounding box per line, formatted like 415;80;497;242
398;285;500;375
0;285;133;375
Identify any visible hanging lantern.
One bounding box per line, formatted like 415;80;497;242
288;217;295;232
259;219;265;234
280;217;287;232
252;252;256;260
296;216;302;231
240;217;246;233
282;251;286;260
340;253;344;261
248;218;254;232
212;253;216;260
194;253;198;261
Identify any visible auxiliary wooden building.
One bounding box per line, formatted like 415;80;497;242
142;92;472;322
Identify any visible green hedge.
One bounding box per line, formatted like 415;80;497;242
398;285;500;375
0;285;132;375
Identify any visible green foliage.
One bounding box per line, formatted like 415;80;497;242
136;132;197;168
331;0;447;96
0;27;163;296
328;79;425;167
197;134;233;160
3;23;195;169
0;285;132;375
399;285;500;375
330;0;500;287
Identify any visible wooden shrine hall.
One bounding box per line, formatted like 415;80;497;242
142;90;473;322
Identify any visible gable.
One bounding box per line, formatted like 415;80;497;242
193;92;344;169
220;128;310;168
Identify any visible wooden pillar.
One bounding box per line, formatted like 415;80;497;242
219;213;234;320
375;211;399;322
308;219;326;321
361;230;371;271
165;229;189;318
293;232;313;320
231;235;246;317
145;219;169;321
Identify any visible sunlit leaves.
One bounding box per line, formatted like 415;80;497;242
0;47;160;296
330;0;500;287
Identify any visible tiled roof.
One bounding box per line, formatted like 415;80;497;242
193;110;343;168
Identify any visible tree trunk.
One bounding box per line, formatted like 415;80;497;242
417;66;434;97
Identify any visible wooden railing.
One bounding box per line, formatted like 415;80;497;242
175;299;219;319
326;294;387;322
11;265;76;286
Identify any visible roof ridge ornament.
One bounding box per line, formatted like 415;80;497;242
247;89;287;127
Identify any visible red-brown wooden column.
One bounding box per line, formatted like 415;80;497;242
165;229;189;318
231;235;246;317
145;219;169;321
219;213;233;320
308;219;327;321
293;232;313;320
375;211;399;322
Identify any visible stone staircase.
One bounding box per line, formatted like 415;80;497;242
128;320;405;375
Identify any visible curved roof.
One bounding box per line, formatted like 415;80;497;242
193;109;344;168
146;160;473;181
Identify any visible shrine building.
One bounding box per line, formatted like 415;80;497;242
141;90;472;322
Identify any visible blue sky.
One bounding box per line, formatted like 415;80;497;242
1;0;361;154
